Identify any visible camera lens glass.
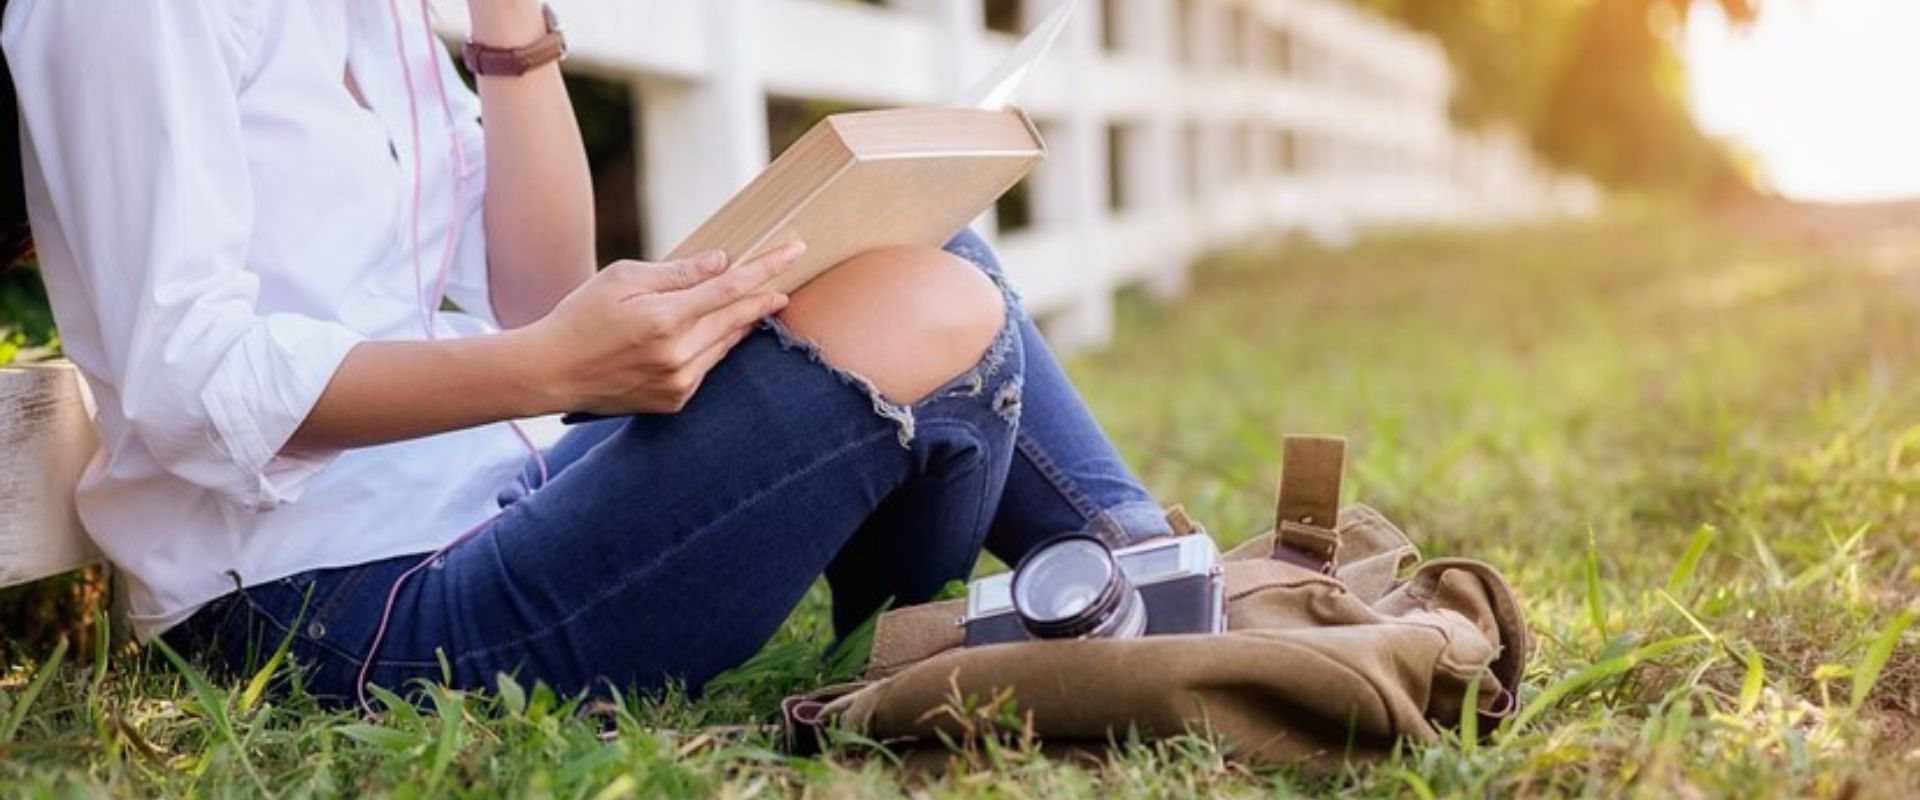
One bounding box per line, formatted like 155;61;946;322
1012;535;1147;640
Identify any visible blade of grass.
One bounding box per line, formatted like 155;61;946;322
823;600;889;684
1738;644;1766;716
149;638;271;796
1585;528;1609;643
1501;635;1704;743
365;683;423;726
1390;768;1439;800
1748;529;1786;590
88;607;109;694
1458;672;1482;754
590;775;639;800
87;607;111;740
1657;590;1720;646
334;723;422;753
495;673;527;717
239;620;298;715
1665;524;1716;596
0;638;67;743
426;687;465;796
1850;609;1915;710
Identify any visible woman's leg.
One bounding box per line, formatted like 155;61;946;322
534;233;1165;566
480;233;1163;579
941;229;1174;559
168;252;1023;703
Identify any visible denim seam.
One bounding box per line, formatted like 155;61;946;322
1012;428;1103;523
447;427;903;666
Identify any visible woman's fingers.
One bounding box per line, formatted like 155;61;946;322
680;290;788;361
606;250;730;298
665;242;806;321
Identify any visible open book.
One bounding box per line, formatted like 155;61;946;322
666;0;1081;294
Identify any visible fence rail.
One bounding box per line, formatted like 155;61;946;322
444;0;1594;348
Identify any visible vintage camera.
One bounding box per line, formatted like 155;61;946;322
961;533;1226;645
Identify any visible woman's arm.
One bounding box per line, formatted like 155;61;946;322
290;246;800;450
466;0;596;329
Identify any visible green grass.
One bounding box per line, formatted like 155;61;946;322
4;209;1917;797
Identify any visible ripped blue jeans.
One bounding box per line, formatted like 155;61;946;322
163;229;1172;702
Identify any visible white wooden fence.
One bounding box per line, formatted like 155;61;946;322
0;0;1598;598
446;0;1594;349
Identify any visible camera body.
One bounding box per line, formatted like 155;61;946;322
961;534;1227;646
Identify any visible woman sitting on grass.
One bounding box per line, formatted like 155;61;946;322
0;0;1173;704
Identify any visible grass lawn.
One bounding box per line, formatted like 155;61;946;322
3;209;1916;797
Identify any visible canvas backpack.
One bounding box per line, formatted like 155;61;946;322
780;436;1532;766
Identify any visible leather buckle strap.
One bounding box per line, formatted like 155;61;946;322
1272;435;1346;574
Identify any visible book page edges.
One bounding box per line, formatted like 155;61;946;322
828;107;1043;158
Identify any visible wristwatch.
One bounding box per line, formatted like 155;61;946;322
462;3;568;77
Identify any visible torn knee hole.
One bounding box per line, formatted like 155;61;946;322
776;246;1008;405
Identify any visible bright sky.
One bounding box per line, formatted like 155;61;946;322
1685;0;1920;203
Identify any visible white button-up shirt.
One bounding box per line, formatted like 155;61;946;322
6;0;529;640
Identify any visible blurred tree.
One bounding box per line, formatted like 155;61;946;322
1363;0;1759;199
1;262;55;355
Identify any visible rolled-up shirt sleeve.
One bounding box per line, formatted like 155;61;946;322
5;0;364;509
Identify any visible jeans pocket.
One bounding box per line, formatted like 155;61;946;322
220;563;381;665
301;563;382;643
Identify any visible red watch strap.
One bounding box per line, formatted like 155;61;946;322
462;31;567;77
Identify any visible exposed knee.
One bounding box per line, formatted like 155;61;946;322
777;245;1007;405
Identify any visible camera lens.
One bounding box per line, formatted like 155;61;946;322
1011;535;1147;640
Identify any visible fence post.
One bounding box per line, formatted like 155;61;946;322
1038;0;1118;350
1122;0;1192;300
635;0;770;258
893;0;988;96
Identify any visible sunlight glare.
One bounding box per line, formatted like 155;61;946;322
1685;0;1920;203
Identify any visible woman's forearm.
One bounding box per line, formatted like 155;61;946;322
467;0;597;330
288;331;561;451
285;245;800;453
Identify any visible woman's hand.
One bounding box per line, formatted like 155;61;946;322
522;243;806;415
